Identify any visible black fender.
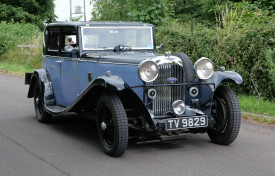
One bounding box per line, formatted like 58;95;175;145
198;71;242;125
91;75;126;91
202;71;243;90
70;75;127;111
70;75;154;126
26;68;55;106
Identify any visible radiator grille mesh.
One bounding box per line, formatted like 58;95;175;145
151;65;184;116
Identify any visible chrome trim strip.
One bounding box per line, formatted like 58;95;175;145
44;56;79;61
98;61;139;66
152;56;183;67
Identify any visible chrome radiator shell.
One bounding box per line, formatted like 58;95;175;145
151;64;185;116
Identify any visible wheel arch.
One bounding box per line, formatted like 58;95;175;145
71;76;154;125
203;71;243;91
27;69;55;106
27;69;48;98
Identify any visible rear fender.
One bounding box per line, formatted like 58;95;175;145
27;69;55;106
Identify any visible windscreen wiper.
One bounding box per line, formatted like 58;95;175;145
96;46;114;50
113;45;132;52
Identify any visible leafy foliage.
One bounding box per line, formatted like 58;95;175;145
169;0;226;22
91;0;169;25
72;16;83;22
249;0;275;13
156;5;275;101
0;22;42;68
127;0;169;25
0;0;56;29
91;0;129;21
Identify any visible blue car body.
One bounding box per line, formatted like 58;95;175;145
25;21;242;145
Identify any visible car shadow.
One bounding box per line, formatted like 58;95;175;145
47;113;210;154
48;113;102;151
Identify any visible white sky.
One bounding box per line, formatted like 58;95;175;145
54;0;93;21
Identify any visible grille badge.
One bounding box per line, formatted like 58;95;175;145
167;77;177;83
166;57;175;61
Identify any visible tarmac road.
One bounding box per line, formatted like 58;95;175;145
0;73;275;176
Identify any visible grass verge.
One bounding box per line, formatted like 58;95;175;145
238;95;275;117
239;94;275;124
242;113;275;125
0;62;35;76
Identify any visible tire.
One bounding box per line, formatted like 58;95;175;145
173;52;195;82
208;86;241;145
96;94;128;157
34;81;52;123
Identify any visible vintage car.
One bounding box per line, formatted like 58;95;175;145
25;22;242;157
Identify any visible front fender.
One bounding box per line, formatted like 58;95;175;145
202;71;243;90
91;76;126;91
69;75;127;112
70;75;154;126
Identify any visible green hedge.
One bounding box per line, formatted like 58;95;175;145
156;17;274;101
0;22;42;67
0;22;40;55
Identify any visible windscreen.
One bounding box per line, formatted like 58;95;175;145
81;26;153;50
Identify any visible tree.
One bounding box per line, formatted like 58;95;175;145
127;0;169;25
0;0;56;29
91;0;129;21
91;0;170;26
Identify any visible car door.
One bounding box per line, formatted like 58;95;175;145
59;28;79;107
78;26;98;93
44;27;64;106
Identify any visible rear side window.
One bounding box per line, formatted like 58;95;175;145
61;28;77;52
48;28;59;51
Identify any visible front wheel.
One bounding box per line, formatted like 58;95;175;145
96;94;128;157
208;86;241;145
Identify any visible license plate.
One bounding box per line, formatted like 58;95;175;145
165;116;208;130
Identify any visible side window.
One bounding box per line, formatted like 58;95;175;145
62;29;77;53
48;28;59;51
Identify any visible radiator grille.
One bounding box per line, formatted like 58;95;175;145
151;65;185;116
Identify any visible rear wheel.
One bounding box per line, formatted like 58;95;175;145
96;94;128;157
208;86;241;145
34;81;52;123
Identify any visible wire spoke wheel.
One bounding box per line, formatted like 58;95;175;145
208;86;241;145
211;97;228;133
96;94;128;157
34;81;52;123
99;105;115;148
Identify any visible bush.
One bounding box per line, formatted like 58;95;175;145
156;6;274;101
0;22;42;68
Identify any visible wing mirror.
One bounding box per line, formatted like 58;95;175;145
157;44;166;50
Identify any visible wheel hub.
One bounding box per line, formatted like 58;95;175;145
101;122;107;131
36;98;39;104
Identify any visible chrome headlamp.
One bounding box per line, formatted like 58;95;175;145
138;60;159;82
172;100;185;115
194;57;214;80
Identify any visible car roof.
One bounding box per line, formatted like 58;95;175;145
47;21;154;28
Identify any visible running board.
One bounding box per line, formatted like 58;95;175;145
137;134;186;144
45;105;67;114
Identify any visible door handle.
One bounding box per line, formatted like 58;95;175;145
55;60;63;63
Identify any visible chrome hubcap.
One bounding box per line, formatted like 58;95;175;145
101;122;107;131
36;98;39;104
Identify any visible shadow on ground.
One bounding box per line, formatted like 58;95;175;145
43;113;210;154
